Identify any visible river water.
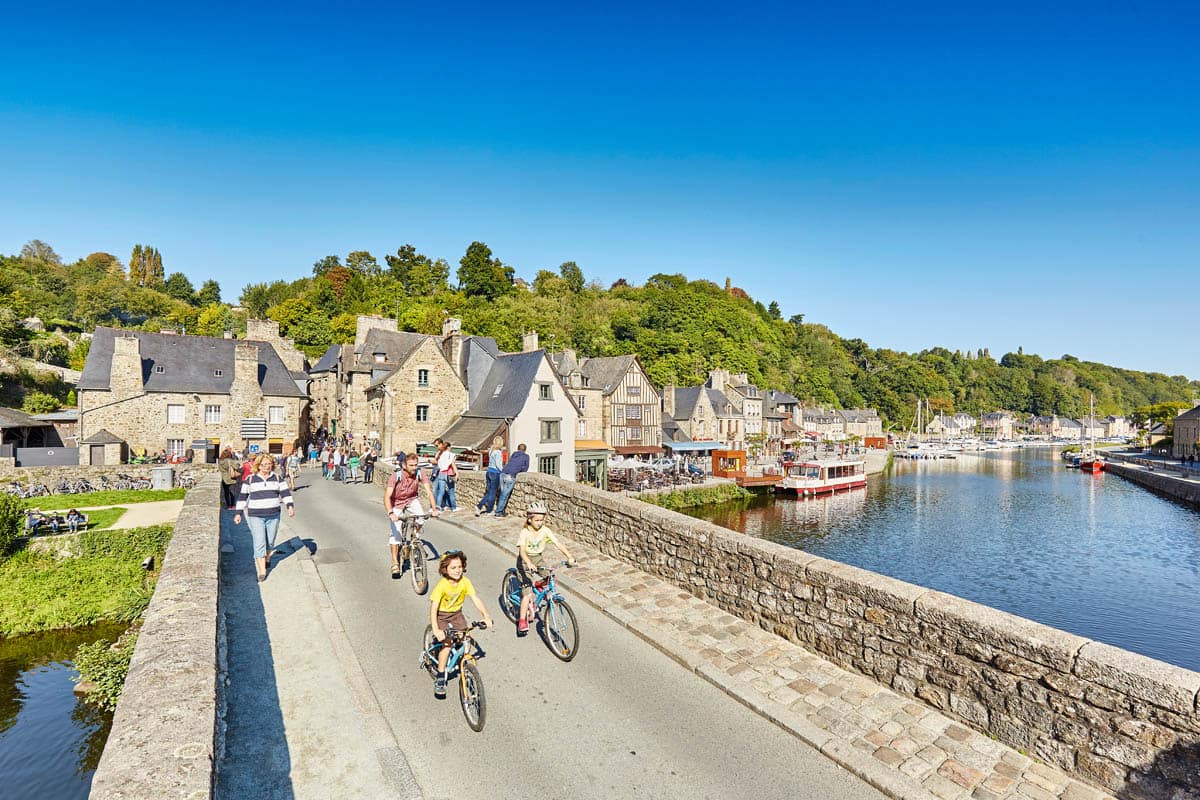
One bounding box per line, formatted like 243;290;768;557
688;448;1200;672
0;624;125;800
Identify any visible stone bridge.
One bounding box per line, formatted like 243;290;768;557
88;469;1199;800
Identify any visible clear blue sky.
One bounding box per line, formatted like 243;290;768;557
2;1;1197;377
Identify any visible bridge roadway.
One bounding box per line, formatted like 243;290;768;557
217;472;886;800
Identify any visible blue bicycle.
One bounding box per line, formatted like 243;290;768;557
499;562;580;661
419;621;488;731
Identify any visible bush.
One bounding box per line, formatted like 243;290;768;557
73;630;139;711
0;493;22;555
638;483;752;510
21;390;60;413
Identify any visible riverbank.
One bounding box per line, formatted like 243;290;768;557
0;525;172;637
1103;456;1200;508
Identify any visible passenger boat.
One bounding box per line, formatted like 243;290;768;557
781;459;867;496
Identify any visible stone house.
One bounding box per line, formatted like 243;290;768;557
1057;417;1084;441
838;409;883;439
707;370;761;450
1172;404;1200;458
364;335;469;457
1077;416;1105;440
802;408;845;440
662;385;738;447
77;326;308;464
439;345;579;480
981;411;1016;440
1103;415;1133;439
550;350;606;445
766;390;801;427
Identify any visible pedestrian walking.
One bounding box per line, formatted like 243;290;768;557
347;449;360;483
362;449;377;484
219;446;240;509
474;436;505;516
434;439;458;511
494;442;529;516
233;453;295;582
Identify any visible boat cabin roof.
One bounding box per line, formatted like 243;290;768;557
787;459;865;468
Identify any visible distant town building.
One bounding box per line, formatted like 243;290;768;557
981;411;1017;440
77;325;308;464
1172;404;1200;458
838;409;883;439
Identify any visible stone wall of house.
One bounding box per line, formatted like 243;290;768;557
377;338;468;455
449;469;1200;798
87;476;222;799
308;371;338;434
79;388;304;457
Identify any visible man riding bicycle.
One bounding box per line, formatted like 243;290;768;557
384;452;440;578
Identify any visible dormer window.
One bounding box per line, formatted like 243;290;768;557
214;369;223;377
154;365;165;374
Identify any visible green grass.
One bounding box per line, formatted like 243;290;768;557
1060;442;1125;454
0;525;172;637
19;488;185;511
80;507;127;530
638;483;752;510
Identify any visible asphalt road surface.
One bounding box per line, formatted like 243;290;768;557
289;474;886;800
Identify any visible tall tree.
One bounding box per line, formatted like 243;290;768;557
559;261;585;293
312;255;342;276
20;240;61;264
346;250;380;276
163;272;196;303
129;244;145;285
196;279;221;306
457;241;514;300
146;247;164;288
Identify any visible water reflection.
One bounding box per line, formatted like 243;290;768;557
689;449;1200;671
0;624;124;799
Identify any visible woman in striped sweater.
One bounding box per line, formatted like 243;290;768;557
233;453;296;582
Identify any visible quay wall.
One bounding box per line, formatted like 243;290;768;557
1104;459;1200;509
88;475;222;800
448;468;1200;798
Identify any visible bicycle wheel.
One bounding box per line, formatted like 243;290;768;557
540;598;580;662
420;625;438;676
498;569;521;623
409;537;428;595
459;660;486;732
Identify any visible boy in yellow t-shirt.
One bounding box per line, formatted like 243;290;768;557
429;550;492;697
516;501;577;636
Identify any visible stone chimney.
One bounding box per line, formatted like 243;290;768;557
662;383;675;418
522;330;539;353
441;317;464;376
707;369;727;392
109;334;144;400
245;318;306;372
234;342;261;401
246;318;280;341
355;314;397;348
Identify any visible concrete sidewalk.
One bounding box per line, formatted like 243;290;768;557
440;509;1114;800
216;510;421;800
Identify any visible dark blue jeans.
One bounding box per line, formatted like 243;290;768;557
477;468;501;512
496;473;517;514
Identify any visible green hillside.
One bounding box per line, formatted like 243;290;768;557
2;240;1195;425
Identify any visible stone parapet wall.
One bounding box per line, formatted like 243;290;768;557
0;462;215;485
448;469;1200;798
1105;460;1200;508
88;475;222;800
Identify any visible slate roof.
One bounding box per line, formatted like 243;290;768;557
462;350;548;419
662;416;690;443
838;409;879;423
0;406;46;429
579;355;638;396
78;328;305;398
766;389;799;405
1177;405;1200;421
81;428;124;444
348;329;429;373
311;344;342;373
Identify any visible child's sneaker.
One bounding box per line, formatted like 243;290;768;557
516;617;529;636
434;675;447;697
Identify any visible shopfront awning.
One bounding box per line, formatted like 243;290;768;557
663;441;723;452
613;445;664;456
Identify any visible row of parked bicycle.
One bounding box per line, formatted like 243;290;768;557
3;471;198;498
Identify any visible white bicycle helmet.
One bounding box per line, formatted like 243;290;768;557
526;501;549;515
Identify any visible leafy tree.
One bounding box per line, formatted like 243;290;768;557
194;304;232;337
0;307;28;347
559;261;585;293
767;301;781;319
532;269;568;297
83;252;124;279
129;244;145;285
163;272;196;303
0;494;22;556
457;241;514;300
146;247;164;288
312;255;342;276
68;338;90;371
22;391;60;413
21;240;60;265
196;279;221;306
346;250;380;276
329;313;358;343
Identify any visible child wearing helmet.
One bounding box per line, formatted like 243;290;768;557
516;500;576;636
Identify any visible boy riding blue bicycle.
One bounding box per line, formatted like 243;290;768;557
516;501;576;636
429;550;492;697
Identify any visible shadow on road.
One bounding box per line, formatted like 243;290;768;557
215;510;294;800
